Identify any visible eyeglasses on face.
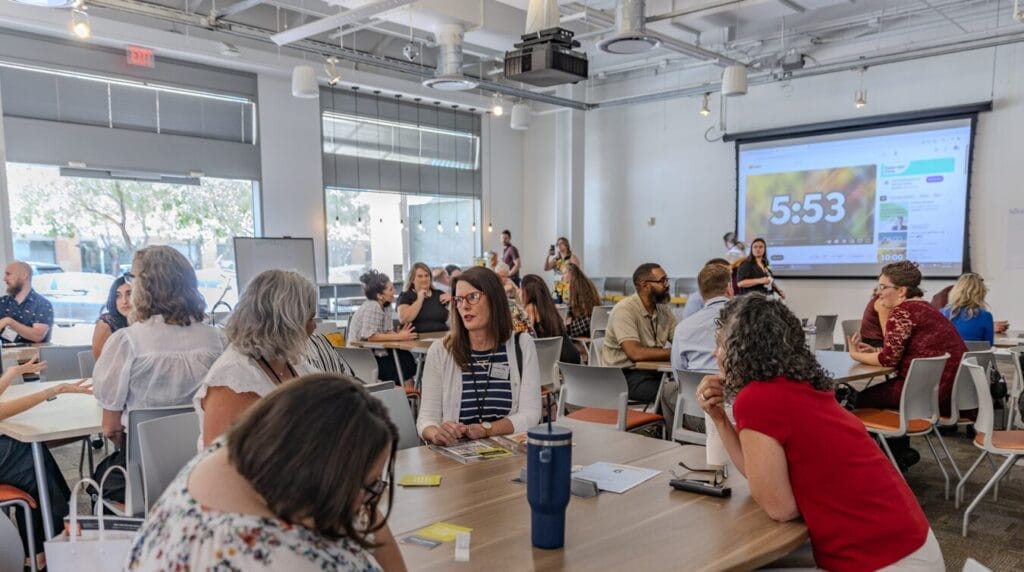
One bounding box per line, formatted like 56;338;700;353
363;478;388;505
643;276;670;285
876;283;898;292
452;291;485;307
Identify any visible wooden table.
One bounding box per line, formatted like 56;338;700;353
815;350;894;389
0;381;102;539
349;336;442;385
634;361;673;373
390;425;807;570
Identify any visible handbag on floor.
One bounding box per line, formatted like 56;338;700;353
44;466;144;572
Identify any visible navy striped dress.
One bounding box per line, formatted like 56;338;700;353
458;348;514;424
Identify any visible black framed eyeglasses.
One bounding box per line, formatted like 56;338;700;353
672;460;728;487
363;478;388;505
122;272;135;284
643;276;670;285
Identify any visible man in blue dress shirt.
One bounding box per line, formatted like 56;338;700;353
0;261;54;343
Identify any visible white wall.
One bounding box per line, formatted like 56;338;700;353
524;44;1024;326
483;116;526;266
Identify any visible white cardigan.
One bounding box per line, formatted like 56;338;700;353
416;333;542;437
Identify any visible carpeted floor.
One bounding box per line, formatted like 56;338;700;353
47;426;1024;571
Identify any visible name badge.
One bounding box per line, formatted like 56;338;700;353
489;362;510;380
1;327;17;343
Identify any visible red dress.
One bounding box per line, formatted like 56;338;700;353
859;299;967;416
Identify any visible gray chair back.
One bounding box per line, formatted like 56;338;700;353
0;513;25;572
125;405;194;516
533;337;564;390
622;280;636;296
590;306;611;332
813;315;838;350
373;387;421;450
674;278;698;298
673;370;708;445
590;277;606;295
961;349;997;375
589;336;606;366
336;347;381;384
603;277;626;296
841;319;861;348
137;412;200;510
314;321;340;336
557;362;630;430
964;340;991;351
78;350;95;378
1;353;23;386
899;354;949;427
943;358;982;426
39;345;91;381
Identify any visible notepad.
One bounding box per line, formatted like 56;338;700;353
415;522;473;543
572;462;661;493
397;474;442;487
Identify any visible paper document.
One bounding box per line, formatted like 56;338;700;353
572;462;661;493
429;437;520;464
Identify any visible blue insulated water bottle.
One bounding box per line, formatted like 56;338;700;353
526;425;573;549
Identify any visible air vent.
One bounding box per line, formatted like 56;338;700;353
597;0;661;55
422;24;478;91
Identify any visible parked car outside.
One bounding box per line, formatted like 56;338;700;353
32;272;114;326
27;261;64;275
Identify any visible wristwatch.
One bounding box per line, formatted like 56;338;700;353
481;421;493;437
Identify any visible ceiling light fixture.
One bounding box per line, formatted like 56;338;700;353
699;92;711;117
854;67;868;109
721;64;748;97
324;56;341;87
291;65;319;98
491;93;505;117
510;102;531;130
71;8;91;39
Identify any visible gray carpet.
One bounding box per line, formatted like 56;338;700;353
47;428;1023;571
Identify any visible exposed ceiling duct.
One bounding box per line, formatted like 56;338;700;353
269;0;417;46
422;24;478;91
597;0;660;55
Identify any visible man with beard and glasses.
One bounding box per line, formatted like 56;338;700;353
601;263;677;403
0;261;54;343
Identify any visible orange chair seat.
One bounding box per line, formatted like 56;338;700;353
853;409;932;433
567;407;664;430
975;431;1024;451
0;484;37;509
939;416;974;425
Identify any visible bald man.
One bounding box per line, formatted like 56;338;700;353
0;261;53;343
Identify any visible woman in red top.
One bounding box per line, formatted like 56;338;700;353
848;261;967;417
696;294;942;571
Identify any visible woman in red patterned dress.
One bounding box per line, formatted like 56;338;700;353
848;261;967;416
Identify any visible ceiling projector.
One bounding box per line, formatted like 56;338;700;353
504;27;588;87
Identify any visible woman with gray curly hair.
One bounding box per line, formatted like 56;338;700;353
695;294;942;571
195;269;319;447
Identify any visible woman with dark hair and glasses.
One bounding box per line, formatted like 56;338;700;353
347;269;418;384
696;294;943;571
735;238;785;298
417;267;541;446
91;275;132;359
127;374;406;571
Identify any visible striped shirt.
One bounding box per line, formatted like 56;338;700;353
458;348;513;424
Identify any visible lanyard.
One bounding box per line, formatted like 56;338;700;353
470;349;498;423
259;356;296;385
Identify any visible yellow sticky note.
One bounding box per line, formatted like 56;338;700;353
415;522;473;543
475;447;513;459
398;474;442;487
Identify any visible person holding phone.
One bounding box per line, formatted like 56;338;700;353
543;237;581;285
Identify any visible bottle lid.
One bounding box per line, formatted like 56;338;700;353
527;424;572;442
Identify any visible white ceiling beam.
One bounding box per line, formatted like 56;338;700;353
774;0;806;14
216;0;267;19
269;0;418;45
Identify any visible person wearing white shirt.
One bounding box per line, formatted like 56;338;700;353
93;246;225;448
195;270;320;447
418;267;541;445
661;263;733;427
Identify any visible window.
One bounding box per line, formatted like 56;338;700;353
325;189;480;283
6;163;257;321
322;89;482;283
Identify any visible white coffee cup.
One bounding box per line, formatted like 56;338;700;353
705;406;734;466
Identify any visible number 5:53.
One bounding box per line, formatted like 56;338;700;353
769;192;846;225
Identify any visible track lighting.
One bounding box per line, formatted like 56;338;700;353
324;57;341;87
437;220;444;232
418;219;424;231
491;93;505;117
854;89;867;109
455;221;461;233
487;222;493;233
700;93;711;117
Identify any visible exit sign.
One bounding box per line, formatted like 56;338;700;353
126;46;155;68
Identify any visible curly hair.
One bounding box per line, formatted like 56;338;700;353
130;246;207;326
359;269;391;301
225;270;317;364
717;294;834;399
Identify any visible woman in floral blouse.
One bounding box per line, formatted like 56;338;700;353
848;261;966;417
127;374;406;572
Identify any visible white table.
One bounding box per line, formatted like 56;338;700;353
0;381;102;539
